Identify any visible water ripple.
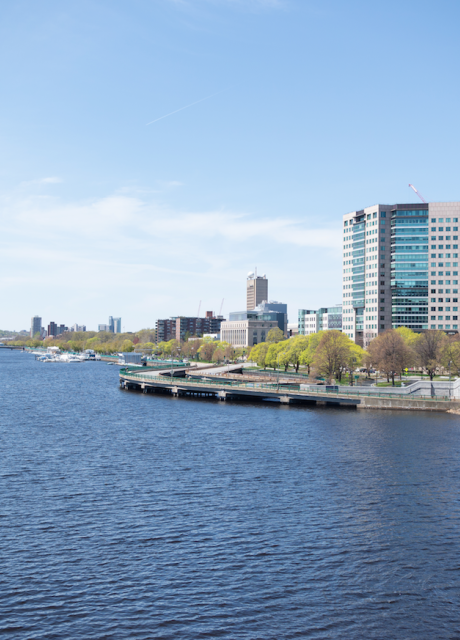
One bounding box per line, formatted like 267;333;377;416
1;350;460;638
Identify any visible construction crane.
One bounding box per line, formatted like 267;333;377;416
219;298;224;317
197;300;201;318
408;183;427;204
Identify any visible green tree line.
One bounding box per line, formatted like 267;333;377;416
248;326;460;386
250;329;365;384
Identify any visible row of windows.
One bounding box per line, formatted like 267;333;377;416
431;270;458;276
431;223;459;230
392;210;428;217
431;253;459;259
431;289;459;294
431;325;458;330
431;280;459;285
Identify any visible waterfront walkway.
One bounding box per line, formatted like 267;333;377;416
119;368;459;412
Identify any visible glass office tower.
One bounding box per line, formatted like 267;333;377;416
343;202;460;346
391;207;428;330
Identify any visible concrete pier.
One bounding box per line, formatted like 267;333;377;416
118;368;460;411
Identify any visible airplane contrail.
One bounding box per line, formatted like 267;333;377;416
146;90;225;126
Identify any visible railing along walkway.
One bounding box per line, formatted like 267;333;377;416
119;370;452;402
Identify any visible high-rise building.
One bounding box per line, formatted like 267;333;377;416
342;202;460;348
47;322;68;337
298;306;342;336
108;316;114;332
246;271;268;310
71;324;86;332
30;315;42;338
48;322;57;337
113;317;122;333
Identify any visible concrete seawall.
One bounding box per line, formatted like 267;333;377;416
358;396;457;412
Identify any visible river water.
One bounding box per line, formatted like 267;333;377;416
1;349;460;639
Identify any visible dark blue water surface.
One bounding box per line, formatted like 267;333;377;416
1;349;460;639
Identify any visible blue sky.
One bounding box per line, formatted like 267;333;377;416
1;0;459;331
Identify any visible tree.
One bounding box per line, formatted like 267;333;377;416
415;330;447;380
235;347;246;361
250;342;270;368
136;329;156;344
343;343;365;384
266;327;286;343
395;326;420;349
188;339;202;360
199;341;216;362
286;335;309;372
298;332;323;375
362;352;374;378
368;330;414;385
313;331;356;384
212;348;224;363
442;337;460;377
168;339;180;358
224;345;236;362
121;339;134;352
181;341;192;358
266;341;290;370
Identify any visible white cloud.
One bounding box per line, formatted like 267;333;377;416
19;176;63;188
0;187;341;329
2;192;339;250
39;177;62;184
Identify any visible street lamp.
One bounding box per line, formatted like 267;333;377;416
449;360;452;381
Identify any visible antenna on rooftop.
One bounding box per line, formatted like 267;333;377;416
408;183;427;204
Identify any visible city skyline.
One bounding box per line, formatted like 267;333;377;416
1;0;460;330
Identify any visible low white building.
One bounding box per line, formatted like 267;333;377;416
220;319;278;348
298;305;342;336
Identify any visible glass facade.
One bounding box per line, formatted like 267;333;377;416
391;208;428;330
229;310;285;333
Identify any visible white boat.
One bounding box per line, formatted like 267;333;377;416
59;354;84;363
